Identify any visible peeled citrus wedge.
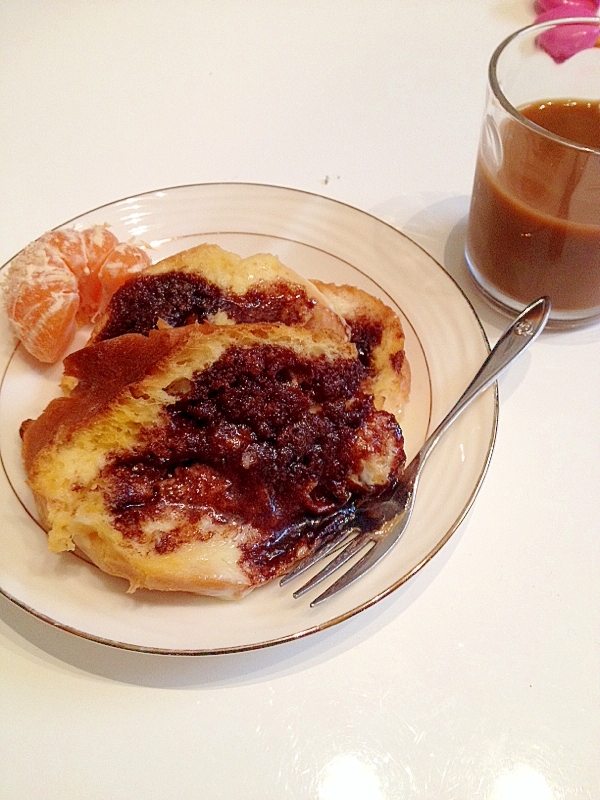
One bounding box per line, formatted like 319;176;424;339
4;243;80;363
3;226;150;363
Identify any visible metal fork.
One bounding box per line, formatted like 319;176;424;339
281;296;551;606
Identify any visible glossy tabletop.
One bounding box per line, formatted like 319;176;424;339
0;2;598;798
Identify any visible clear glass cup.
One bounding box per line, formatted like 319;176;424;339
465;17;600;329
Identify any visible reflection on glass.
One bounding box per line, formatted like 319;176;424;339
317;753;385;800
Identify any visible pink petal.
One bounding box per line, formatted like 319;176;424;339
534;0;599;13
535;8;600;62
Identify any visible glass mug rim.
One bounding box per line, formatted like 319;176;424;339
489;16;600;157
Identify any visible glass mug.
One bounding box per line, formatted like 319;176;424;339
465;18;600;329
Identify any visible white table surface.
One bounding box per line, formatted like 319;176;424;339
1;2;598;798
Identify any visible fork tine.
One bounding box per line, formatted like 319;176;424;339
291;530;374;598
279;505;359;586
279;530;354;586
309;542;382;606
309;502;415;605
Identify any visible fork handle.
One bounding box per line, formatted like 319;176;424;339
417;296;551;467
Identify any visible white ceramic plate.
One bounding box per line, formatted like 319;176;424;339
0;183;497;654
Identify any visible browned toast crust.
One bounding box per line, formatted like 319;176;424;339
23;323;406;598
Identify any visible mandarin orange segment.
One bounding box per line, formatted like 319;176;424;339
40;228;100;325
80;226;118;272
17;289;79;364
4;244;80;363
76;226;119;324
97;242;151;312
75;281;103;325
3;225;150;363
41;230;87;279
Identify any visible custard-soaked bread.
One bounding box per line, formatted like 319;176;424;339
313;282;411;419
89;243;348;343
22;323;406;598
88;242;410;419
